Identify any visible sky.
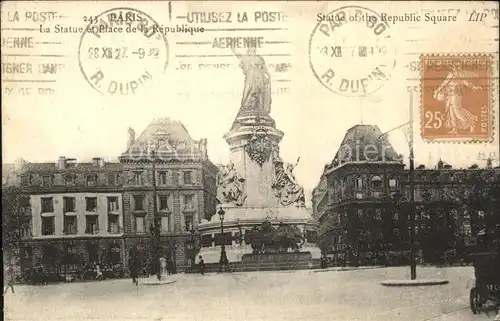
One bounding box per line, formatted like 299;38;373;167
2;1;499;203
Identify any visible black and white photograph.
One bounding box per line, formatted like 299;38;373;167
2;1;499;320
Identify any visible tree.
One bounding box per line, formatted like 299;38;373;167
2;186;22;266
467;173;500;237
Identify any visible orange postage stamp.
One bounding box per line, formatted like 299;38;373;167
420;54;494;142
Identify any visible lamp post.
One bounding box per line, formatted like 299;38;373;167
378;91;417;280
150;149;161;281
218;207;229;272
408;91;417;280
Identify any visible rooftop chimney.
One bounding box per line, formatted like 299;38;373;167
92;157;105;167
199;138;208;159
487;158;493;169
57;156;67;170
437;159;444;169
127;127;136;149
14;158;27;171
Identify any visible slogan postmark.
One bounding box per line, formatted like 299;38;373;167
309;6;396;97
78;7;169;95
420;54;494;143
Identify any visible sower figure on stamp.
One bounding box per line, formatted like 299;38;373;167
433;65;481;134
231;45;272;115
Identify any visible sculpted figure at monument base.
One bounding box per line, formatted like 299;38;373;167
217;163;246;206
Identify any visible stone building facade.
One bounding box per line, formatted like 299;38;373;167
13;118;218;279
119;118;218;273
313;124;500;266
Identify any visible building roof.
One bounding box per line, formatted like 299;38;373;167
122;118;203;158
332;124;401;164
18;161;123;174
136;118;193;145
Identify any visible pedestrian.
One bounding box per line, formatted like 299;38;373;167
95;264;103;281
199;255;205;275
129;258;139;286
320;254;327;269
34;263;46;285
4;265;15;294
167;257;173;275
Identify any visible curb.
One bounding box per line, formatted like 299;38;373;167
381;279;449;287
314;266;385;273
142;279;177;286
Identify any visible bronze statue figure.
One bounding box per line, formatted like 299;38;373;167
231;46;272;114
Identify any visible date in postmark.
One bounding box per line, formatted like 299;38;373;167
309;6;396;97
78;7;169;95
420;54;494;143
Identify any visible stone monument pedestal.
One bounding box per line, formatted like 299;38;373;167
197;50;321;268
197;206;321;264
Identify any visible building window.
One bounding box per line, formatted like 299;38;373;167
375;209;383;221
215;232;232;246
64;175;75;186
85;216;99;234
371;176;382;197
393;228;400;240
86;197;97;212
184;194;195;210
132;171;143;185
393;211;399;221
42;175;53;187
160;216;170;233
306;231;317;243
355;177;363;190
108;174;116;186
20;175;30;186
389;178;398;189
41;216;55;235
183;171;192;184
158;139;167;147
201;235;213;248
64;216;77;235
87;243;99;263
159;194;169;211
41;197;53;213
63;244;78;271
135;216;146;233
63;197;76;212
86;175;97;187
108;215;120;234
20;219;32;238
133;195;144;211
108;244;121;265
43;245;57;269
107;197;119;212
357;208;363;219
158;171;168;185
185;215;193;231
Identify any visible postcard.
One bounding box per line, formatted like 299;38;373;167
2;1;499;321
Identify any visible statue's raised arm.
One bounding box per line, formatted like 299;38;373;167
231;45;242;59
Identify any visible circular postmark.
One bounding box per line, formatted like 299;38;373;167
309;6;396;97
78;7;169;95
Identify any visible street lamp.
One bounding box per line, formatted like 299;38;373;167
378;91;417;280
218;207;229;272
150;149;161;281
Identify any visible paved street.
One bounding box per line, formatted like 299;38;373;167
4;267;498;321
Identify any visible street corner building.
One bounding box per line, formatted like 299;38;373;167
312;124;500;267
4;118;218;282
